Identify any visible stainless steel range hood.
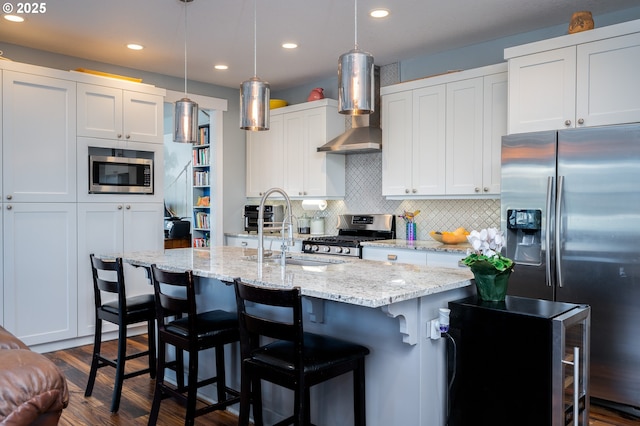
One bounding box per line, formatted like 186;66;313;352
317;66;381;154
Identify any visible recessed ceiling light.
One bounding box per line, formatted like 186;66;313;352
370;9;389;18
4;15;25;22
127;43;144;51
214;64;228;70
282;43;298;49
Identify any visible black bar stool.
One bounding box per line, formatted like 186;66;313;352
148;265;240;426
85;254;157;413
233;278;370;426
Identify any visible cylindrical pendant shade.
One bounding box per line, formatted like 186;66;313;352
174;97;199;143
240;77;270;131
338;48;374;115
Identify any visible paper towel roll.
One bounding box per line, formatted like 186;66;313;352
301;199;327;211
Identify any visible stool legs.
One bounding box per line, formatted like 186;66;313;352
111;320;128;412
147;318;157;379
84;319;102;398
354;359;367;426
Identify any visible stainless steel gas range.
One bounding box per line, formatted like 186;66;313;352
302;214;395;258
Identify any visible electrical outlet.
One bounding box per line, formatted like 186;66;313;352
427;319;441;340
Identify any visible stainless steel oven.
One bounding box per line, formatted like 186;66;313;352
89;155;153;194
244;205;285;233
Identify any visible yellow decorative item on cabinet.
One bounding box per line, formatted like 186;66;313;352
270;99;288;109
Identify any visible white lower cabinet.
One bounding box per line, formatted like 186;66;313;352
77;202;163;337
426;251;467;269
3;203;78;346
362;246;467;268
225;235;259;249
362;246;427;265
225;234;303;253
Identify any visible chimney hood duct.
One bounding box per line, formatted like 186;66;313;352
318;66;381;154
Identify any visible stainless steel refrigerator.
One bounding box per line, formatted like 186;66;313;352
501;123;640;415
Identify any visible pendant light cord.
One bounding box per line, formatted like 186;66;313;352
183;1;188;96
354;0;358;50
253;0;257;77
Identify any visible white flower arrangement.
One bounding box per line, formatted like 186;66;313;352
462;228;513;272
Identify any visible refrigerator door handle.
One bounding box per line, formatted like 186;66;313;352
545;176;554;287
556;175;564;287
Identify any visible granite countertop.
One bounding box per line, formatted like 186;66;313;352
360;239;472;254
106;247;473;309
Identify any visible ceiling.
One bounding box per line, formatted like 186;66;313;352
1;0;638;91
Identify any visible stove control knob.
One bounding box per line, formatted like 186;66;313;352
343;247;350;254
304;244;311;251
322;246;331;252
333;247;343;254
311;245;319;252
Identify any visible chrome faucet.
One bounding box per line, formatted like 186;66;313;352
258;188;294;266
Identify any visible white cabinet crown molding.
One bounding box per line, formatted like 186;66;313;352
505;18;640;59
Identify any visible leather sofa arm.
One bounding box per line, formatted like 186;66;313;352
0;327;29;350
0;350;69;425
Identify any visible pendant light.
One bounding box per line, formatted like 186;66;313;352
240;0;270;131
338;0;374;115
174;0;199;143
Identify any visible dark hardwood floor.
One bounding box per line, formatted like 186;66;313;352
44;334;638;425
45;334;241;425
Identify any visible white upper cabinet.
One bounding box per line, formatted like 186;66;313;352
246;99;345;199
77;83;163;144
506;20;640;133
445;77;484;195
2;70;77;202
283;101;345;198
246;114;284;198
382;64;507;198
382;85;446;196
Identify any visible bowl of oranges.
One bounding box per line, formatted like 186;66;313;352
429;227;470;244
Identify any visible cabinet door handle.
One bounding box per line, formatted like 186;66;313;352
564;120;572;126
117;133;122;138
412;189;417;193
405;189;410;194
483;187;489;192
117;205;123;210
126;205;131;209
6;195;12;200
241;241;248;247
6;205;12;210
387;254;397;261
577;118;584;125
475;187;480;192
126;134;131;139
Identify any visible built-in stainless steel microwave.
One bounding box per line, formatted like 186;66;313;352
89;155;153;194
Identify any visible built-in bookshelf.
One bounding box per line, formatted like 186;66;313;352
192;124;210;247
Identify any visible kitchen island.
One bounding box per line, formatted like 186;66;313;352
106;246;475;426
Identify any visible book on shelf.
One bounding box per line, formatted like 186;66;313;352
192;147;209;166
193;237;210;248
193;170;210;186
197;126;209;145
194;211;210;229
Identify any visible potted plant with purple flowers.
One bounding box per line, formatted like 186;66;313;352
461;228;514;302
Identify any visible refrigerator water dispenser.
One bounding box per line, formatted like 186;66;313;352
506;209;542;265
